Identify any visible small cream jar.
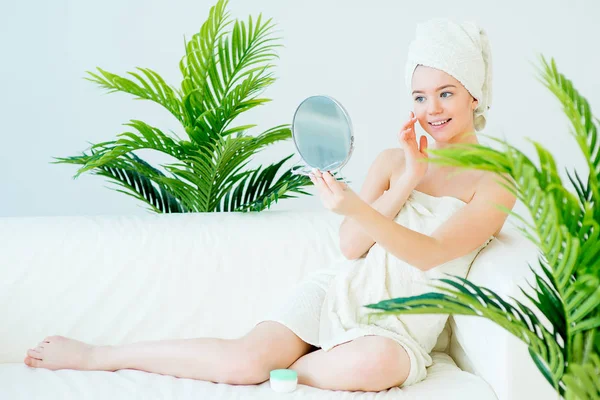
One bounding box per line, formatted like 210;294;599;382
270;369;298;392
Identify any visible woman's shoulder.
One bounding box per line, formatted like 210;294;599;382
474;171;516;202
473;172;518;236
374;148;405;166
385;147;405;162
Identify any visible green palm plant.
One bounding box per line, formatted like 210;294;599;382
52;0;314;213
365;55;600;399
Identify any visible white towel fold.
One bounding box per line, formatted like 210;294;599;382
405;18;493;132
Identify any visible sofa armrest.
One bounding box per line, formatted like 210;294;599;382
449;226;557;400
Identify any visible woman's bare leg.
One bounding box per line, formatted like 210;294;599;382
288;335;411;392
24;321;313;385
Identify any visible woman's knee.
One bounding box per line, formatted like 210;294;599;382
224;327;310;385
350;338;411;390
218;340;272;385
238;321;312;371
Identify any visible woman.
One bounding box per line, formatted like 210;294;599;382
23;18;515;392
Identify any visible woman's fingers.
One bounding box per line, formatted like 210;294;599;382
401;115;417;131
419;135;428;154
400;113;418;141
310;169;331;196
309;173;325;196
398;112;418;151
399;130;413;145
321;171;342;194
401;125;417;143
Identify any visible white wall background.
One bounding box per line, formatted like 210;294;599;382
1;0;598;217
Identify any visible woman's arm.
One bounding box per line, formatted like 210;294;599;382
338;112;419;260
345;173;516;271
339;174;415;260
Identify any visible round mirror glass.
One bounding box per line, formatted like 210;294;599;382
291;95;354;179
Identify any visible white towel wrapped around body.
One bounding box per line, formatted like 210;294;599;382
256;191;493;387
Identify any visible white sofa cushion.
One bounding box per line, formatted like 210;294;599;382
448;225;557;400
0;211;502;399
0;352;496;400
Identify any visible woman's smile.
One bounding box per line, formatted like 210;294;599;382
428;118;452;130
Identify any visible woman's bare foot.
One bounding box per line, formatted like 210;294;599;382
23;335;103;371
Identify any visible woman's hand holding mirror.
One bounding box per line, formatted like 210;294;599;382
308;168;364;216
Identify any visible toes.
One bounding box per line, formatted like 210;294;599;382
27;349;42;360
24;356;42;368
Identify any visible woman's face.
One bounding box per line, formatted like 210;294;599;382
411;65;478;143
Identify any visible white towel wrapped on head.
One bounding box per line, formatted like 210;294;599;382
405;18;493;132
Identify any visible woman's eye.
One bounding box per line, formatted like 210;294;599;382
414;92;451;102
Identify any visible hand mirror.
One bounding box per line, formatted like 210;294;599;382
290;95;354;184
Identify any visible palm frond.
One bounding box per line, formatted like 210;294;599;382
53;150;191;213
178;0;231;125
562;353;600;400
94;153;190;213
215;70;276;136
533;55;600;216
85;67;186;125
74;120;185;177
364;275;563;390
180;3;282;145
221;154;293;212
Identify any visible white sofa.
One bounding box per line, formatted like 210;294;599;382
0;210;557;399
